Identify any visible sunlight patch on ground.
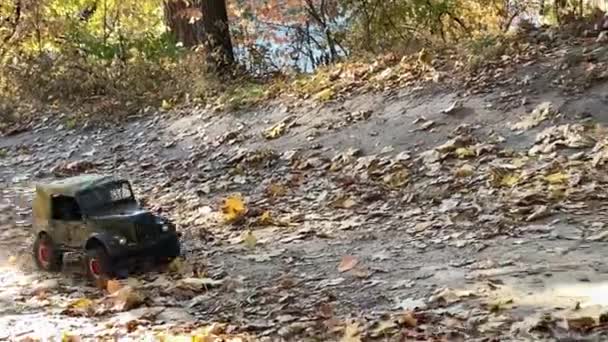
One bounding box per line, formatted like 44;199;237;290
477;277;608;314
0;265;102;340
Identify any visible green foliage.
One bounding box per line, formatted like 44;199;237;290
217;81;267;111
343;0;465;54
0;0;604;120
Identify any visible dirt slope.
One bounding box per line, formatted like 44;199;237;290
4;35;608;340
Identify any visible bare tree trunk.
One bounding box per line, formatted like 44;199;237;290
2;0;22;43
200;0;234;68
163;0;234;68
163;0;205;47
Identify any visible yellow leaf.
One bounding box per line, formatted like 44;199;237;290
489;166;521;188
196;323;225;334
454;164;474;177
314;88;335;102
266;183;287;197
455;147;475;159
8;255;16;265
61;331;81;342
168;257;185;273
68;298;93;310
512;157;527;168
544;172;569;184
242;230;257;249
65;297;95;316
161;99;172;110
263;122;287;140
221;195;247;223
500;174;520;187
340;322;362;342
257;211;274;226
549;185;566;200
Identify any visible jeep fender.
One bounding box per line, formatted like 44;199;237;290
85;233;124;258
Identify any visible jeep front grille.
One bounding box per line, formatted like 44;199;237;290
135;224;162;241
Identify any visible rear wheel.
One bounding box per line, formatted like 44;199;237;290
33;234;63;272
85;246;114;282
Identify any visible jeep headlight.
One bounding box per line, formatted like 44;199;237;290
162;224;169;232
117;237;127;245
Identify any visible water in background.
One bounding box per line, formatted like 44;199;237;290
233;15;349;74
233;0;608;73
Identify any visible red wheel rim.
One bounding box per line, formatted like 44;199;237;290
89;259;101;277
38;243;50;267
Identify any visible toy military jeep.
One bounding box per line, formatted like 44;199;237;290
32;174;181;280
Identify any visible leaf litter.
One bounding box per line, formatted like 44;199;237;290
5;31;608;341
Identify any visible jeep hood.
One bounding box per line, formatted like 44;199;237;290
89;204;152;220
89;208;156;222
87;203;159;223
87;205;160;242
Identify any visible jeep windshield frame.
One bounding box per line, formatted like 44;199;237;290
75;180;136;215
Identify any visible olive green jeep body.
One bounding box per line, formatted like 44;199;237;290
32;174;180;280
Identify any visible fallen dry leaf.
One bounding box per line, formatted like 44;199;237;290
338;255;359;272
340;322;362;342
500;174;520;187
266;183;288;197
109;286;143;312
65;298;95;316
429;287;474;305
315;87;335;102
511;101;554;131
371;319;398;337
567;316;596;332
332;196;357;209
161;99;172;110
526;205;550;222
106;279;122;294
168;257;186;274
441;100;463;114
455;164;474;177
264;121;287;140
401;311;418;328
489;166;521;187
176;277;224;291
455;147;475;159
351;266;372;279
544;171;569;184
383;169;409;188
318;302;334;319
61;332;81;342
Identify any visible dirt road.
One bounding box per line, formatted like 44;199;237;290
3;64;608;340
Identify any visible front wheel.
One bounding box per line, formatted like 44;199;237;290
156;236;181;264
33;234;63;272
85;246;114;282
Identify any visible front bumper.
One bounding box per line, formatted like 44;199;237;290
108;232;181;260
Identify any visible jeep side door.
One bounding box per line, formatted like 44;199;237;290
49;195;85;249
